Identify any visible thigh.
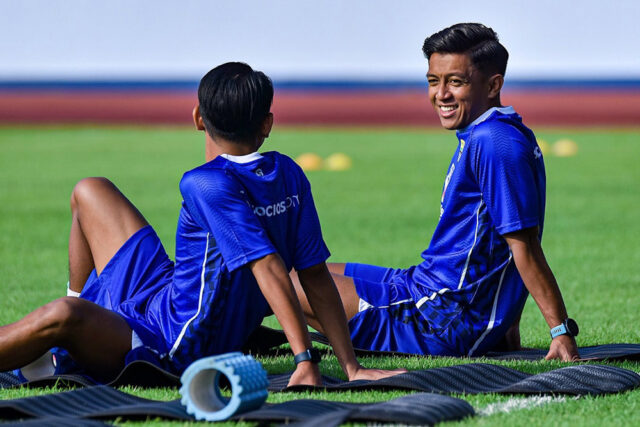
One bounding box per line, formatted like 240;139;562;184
72;177;149;274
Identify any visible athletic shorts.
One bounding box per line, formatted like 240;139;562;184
344;262;458;355
80;225;174;353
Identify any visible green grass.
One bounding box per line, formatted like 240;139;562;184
1;125;640;425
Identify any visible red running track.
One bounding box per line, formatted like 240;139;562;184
0;89;639;126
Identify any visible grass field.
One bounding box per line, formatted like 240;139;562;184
1;125;639;425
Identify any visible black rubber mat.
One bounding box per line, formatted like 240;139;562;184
0;417;110;426
484;343;640;361
3;361;639;398
267;363;640;396
0;386;474;425
245;326;640;361
0;360;181;390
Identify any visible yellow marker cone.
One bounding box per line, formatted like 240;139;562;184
552;139;578;157
295;153;324;171
325;153;352;171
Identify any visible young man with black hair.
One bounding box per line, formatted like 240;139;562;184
0;62;403;385
294;23;580;361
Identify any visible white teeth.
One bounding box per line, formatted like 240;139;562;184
441;106;456;112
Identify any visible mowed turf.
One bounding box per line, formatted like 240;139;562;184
0;125;639;425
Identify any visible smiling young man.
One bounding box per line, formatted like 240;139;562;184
292;23;580;361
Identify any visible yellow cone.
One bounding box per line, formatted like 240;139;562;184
552;139;578;157
295;153;324;171
325;153;353;171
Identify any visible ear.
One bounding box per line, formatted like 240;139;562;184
260;113;274;138
192;105;206;131
487;74;504;100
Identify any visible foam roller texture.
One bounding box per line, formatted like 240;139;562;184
179;352;268;421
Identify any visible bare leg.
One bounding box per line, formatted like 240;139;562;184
503;312;523;350
0;297;132;379
290;269;359;334
327;263;347;276
490;311;523;352
68;177;148;293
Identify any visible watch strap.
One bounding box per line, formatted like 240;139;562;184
550;318;578;339
293;348;322;365
550;323;568;339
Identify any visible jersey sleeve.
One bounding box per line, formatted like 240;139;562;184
180;169;276;272
292;172;330;271
471;124;542;235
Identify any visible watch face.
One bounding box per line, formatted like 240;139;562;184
566;318;579;336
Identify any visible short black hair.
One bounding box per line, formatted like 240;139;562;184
198;62;273;142
422;23;509;77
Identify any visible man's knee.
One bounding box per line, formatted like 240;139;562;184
37;297;86;340
70;177;114;213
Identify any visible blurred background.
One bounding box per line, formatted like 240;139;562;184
1;0;639;126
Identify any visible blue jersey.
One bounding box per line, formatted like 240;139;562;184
102;151;329;373
409;106;545;355
346;107;545;356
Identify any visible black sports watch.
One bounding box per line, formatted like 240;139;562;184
293;348;322;365
550;318;579;339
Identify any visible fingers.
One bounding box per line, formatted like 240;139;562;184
351;367;407;381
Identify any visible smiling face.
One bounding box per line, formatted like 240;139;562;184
427;52;501;130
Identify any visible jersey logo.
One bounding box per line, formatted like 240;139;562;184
255;168;264;177
457;139;466;161
251;195;300;217
533;147;542;159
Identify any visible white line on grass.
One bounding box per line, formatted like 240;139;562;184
478;395;579;416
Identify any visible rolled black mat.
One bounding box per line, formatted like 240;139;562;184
245;326;640;361
0;387;474;425
268;363;640;396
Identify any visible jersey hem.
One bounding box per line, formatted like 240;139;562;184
225;246;277;272
495;218;539;235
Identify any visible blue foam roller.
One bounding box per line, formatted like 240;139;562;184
179;352;269;421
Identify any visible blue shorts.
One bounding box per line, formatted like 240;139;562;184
80;225;174;352
344;262;458;355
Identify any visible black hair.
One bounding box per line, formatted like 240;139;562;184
198;62;273;142
422;23;509;77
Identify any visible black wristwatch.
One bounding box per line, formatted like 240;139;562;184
293;348;322;365
550;318;579;339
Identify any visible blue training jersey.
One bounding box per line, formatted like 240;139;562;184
136;151;330;372
409;106;545;355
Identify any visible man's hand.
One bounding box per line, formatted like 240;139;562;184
347;364;407;381
287;361;323;387
297;263;407;383
545;335;580;361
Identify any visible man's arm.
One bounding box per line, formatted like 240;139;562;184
249;253;322;386
297;262;406;381
503;226;579;361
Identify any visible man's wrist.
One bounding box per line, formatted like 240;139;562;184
550;318;579;339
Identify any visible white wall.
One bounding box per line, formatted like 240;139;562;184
1;0;638;80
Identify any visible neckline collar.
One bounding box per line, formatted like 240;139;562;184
220;152;263;164
458;106;515;133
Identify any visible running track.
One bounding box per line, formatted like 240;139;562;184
1;89;639;126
